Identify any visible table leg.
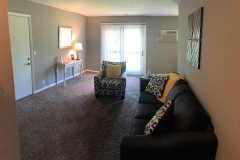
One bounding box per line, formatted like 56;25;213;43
64;67;66;87
56;65;58;85
72;66;75;78
80;63;83;79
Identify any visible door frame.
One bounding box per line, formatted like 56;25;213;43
100;23;147;75
141;24;147;75
8;12;35;95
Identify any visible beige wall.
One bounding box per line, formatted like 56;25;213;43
177;0;240;160
0;0;21;159
87;16;178;74
7;0;87;91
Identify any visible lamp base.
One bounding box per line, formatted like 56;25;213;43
76;51;80;60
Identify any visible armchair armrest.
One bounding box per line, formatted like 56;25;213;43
94;71;104;82
120;131;218;160
121;71;127;80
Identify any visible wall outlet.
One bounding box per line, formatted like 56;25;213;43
34;51;37;55
43;80;45;84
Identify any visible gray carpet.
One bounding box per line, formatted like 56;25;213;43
16;72;140;160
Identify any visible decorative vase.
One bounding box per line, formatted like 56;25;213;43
60;56;63;63
147;69;151;78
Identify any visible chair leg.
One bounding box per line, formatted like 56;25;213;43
121;96;125;100
95;93;99;98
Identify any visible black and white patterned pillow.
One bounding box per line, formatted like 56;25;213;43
144;100;174;135
145;76;169;99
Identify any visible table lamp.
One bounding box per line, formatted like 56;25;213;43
74;43;82;60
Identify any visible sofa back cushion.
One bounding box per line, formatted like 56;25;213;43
166;79;191;102
173;92;210;131
157;73;186;103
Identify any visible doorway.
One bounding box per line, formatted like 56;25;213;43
8;12;34;100
101;23;146;76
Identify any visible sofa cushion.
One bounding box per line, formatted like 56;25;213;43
144;100;174;135
158;73;186;103
174;92;209;131
131;119;149;135
145;76;169;99
135;104;162;120
139;92;163;104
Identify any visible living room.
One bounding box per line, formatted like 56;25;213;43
0;0;239;160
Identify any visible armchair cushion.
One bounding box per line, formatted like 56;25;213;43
106;64;121;79
100;78;125;89
102;61;126;77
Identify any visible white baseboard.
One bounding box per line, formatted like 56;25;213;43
34;70;100;94
34;83;56;94
34;72;83;94
57;73;80;84
85;70;100;73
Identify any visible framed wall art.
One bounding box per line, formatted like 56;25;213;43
186;7;204;69
58;26;72;49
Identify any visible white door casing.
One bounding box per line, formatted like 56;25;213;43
8;13;33;100
140;25;146;75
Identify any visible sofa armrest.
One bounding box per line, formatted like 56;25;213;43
120;131;218;160
140;78;151;92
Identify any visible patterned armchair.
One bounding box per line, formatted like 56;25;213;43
94;61;127;99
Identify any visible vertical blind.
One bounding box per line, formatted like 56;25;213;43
101;23;146;76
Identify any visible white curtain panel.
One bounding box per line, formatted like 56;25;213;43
101;23;146;76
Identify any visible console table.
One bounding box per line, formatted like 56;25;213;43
56;60;83;87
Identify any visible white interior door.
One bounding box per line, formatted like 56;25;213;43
8;14;33;100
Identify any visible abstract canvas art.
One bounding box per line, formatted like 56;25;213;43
187;7;203;69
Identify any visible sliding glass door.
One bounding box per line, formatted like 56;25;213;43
101;23;146;76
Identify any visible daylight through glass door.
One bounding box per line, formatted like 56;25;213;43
101;23;146;76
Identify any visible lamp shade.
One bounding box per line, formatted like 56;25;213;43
74;43;82;50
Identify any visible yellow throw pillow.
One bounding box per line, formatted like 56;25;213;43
157;73;186;103
106;64;121;79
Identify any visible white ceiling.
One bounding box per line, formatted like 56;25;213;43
28;0;178;17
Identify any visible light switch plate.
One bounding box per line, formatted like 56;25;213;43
34;51;37;55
